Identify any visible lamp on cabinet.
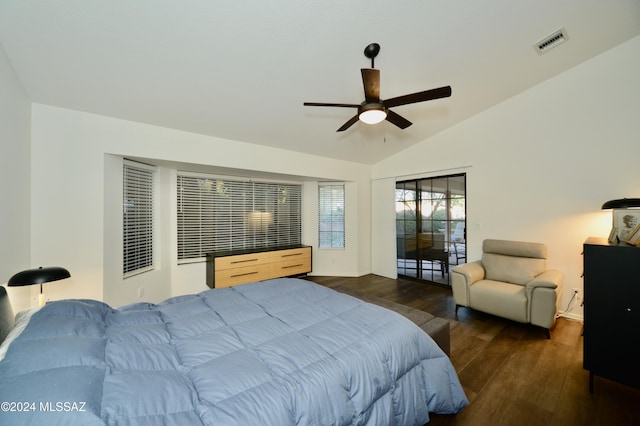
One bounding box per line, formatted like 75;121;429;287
602;198;640;244
601;198;640;209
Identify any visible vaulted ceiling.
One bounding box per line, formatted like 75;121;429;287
1;1;639;164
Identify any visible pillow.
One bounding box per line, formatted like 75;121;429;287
482;253;546;285
0;307;40;362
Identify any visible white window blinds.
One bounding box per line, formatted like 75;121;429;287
123;161;155;276
177;174;302;261
318;183;345;248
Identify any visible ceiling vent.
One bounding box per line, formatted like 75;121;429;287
534;28;569;55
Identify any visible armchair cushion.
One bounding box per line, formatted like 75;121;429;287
481;239;547;285
470;280;528;323
482;254;546;285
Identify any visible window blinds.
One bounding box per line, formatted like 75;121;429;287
123;161;155;276
318;183;345;248
177;174;302;262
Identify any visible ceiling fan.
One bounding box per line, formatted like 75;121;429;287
304;43;452;132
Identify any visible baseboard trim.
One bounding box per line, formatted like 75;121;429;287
558;312;583;322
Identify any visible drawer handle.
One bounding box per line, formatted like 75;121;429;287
282;264;303;269
281;253;303;258
230;271;258;278
230;258;259;264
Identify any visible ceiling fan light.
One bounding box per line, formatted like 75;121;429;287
359;105;387;124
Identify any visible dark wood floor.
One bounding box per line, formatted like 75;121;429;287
306;274;640;426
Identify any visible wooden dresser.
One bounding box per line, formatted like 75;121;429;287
206;245;312;288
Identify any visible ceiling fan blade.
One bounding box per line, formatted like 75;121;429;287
304;102;359;108
383;85;451;108
361;68;380;102
386;110;412;129
337;114;359;132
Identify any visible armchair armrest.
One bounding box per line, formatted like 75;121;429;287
526;269;563;330
451;261;485;307
527;269;562;290
452;261;485;286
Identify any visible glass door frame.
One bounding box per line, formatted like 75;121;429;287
395;173;466;286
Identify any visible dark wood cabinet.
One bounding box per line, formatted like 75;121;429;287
583;237;640;392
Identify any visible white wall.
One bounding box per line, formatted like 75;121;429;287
370;177;396;277
372;35;640;320
0;45;32;312
29;106;372;307
9;35;640;317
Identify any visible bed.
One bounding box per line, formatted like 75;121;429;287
0;278;467;425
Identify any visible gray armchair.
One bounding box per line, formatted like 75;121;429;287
451;239;562;338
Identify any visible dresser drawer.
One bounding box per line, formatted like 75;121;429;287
269;247;311;262
270;256;312;279
214;264;270;288
206;246;312;288
215;252;269;271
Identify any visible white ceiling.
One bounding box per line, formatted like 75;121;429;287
1;1;639;165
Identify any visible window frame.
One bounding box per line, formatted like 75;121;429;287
123;160;156;278
176;172;303;263
318;182;345;249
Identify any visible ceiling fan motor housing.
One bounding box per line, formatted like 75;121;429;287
359;101;386;114
358;101;387;124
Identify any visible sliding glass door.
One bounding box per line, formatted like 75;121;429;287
396;174;466;286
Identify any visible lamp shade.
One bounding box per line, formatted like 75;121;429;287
358;103;387;124
601;198;640;209
7;266;71;287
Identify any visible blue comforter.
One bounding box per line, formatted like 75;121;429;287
0;278;467;425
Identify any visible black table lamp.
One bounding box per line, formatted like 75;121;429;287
601;198;640;209
601;198;640;244
8;266;70;306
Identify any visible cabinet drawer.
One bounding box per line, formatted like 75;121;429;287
215;264;270;288
206;246;312;288
270;257;312;279
215;252;269;271
269;247;311;262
